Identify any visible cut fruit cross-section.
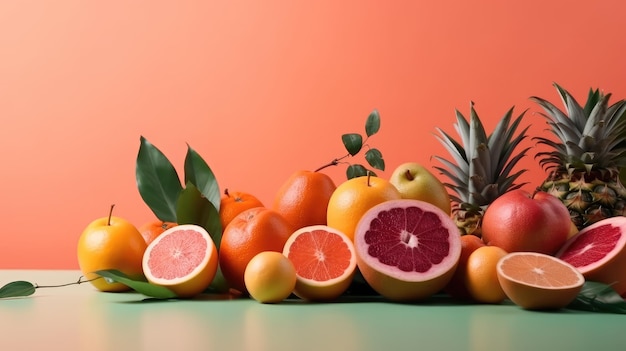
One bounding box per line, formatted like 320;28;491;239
556;216;626;297
496;252;585;310
142;224;218;298
354;199;462;302
283;225;357;301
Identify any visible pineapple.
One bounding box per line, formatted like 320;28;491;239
531;83;626;229
434;103;530;236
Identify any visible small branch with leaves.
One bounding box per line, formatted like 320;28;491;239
315;109;385;179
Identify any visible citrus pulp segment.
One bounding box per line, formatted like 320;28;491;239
497;252;584;310
556;216;626;297
354;199;462;301
142;224;218;298
283;225;357;301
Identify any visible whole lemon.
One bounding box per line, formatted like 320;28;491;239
244;251;296;303
77;209;147;292
327;174;401;241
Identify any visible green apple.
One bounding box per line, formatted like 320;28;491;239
388;162;451;214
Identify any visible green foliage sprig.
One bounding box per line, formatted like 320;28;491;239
315;109;385;179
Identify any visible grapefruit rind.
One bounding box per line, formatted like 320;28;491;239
496;252;584;310
283;225;357;301
354;199;462;301
556;216;626;297
142;224;218;298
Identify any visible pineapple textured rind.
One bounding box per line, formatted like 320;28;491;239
531;83;626;229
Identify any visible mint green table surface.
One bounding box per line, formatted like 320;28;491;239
1;270;624;351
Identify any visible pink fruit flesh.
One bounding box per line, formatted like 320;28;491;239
365;206;451;273
355;199;461;301
146;229;208;279
556;217;626;297
558;224;620;267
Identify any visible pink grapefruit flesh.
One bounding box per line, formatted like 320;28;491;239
354;199;462;301
142;224;218;298
556;216;626;297
283;225;357;301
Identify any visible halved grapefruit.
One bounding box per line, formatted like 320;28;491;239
142;224;218;298
282;225;357;301
497;252;584;310
354;199;462;301
556;216;626;297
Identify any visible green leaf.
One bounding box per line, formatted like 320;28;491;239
95;270;178;299
176;182;222;249
0;281;36;298
184;145;221;211
347;164;374;179
136;136;183;222
365;148;385;170
342;133;363;156
567;281;626;314
365;109;381;137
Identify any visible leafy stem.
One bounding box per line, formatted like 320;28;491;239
315;109;386;179
0;276;99;299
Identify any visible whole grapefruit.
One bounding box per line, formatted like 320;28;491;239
272;170;336;230
482;190;570;255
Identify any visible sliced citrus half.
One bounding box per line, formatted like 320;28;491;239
142;224;218;298
496;252;584;310
556;216;626;297
282;225;357;301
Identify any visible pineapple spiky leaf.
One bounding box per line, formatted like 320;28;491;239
433;103;530;236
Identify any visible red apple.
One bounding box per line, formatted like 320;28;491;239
481;189;571;255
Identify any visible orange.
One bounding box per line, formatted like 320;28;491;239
244;251;297;303
497;252;585;310
272;170;337;230
327;174;401;241
282;225;357;301
443;234;486;300
464;245;508;304
138;220;178;245
219;189;264;230
142;224;219;298
77;212;147;292
218;207;295;294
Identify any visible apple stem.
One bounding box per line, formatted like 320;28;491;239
107;204;115;226
404;169;415;181
224;188;230;197
367;171;372;186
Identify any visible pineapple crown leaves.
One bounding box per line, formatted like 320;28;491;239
531;83;626;172
433;102;530;207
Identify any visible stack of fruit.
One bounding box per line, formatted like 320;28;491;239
75;84;626;312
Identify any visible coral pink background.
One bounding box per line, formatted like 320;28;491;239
1;1;625;269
